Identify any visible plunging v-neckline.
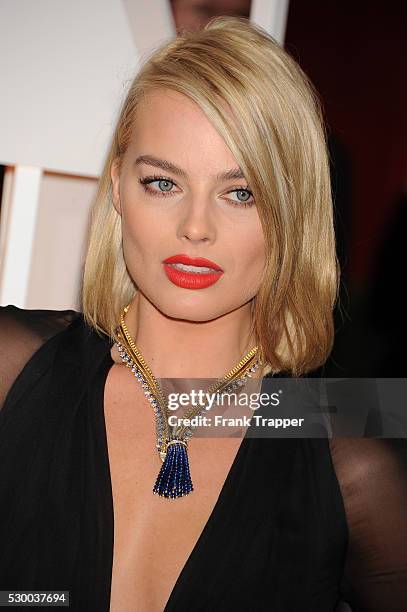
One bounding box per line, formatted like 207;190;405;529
98;350;255;611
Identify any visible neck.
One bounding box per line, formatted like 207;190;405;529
122;291;261;379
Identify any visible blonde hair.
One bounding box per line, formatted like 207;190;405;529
82;16;340;376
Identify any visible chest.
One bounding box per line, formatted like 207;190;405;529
103;364;244;612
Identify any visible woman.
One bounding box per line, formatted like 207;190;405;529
0;17;406;612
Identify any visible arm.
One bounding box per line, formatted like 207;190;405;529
329;437;407;612
0;305;79;411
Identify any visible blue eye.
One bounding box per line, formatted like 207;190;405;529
139;176;177;197
138;175;255;208
226;188;254;206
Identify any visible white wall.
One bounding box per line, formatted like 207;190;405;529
0;0;141;176
25;173;97;310
0;0;174;309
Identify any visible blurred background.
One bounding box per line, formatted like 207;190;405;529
0;0;406;378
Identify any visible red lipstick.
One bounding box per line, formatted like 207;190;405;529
162;253;224;289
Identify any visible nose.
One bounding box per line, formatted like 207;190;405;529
176;198;216;245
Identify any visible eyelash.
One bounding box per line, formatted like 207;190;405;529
139;175;255;208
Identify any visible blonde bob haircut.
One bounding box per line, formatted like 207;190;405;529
82;16;340;376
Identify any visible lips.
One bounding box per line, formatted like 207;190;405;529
162;253;224;289
162;254;223;271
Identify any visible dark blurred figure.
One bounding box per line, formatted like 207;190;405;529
328;134;352;290
170;0;251;33
323;190;407;378
320;134;354;377
0;165;4;215
359;191;407;376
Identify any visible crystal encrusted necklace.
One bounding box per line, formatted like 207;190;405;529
115;304;262;499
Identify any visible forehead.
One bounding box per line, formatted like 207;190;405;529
138;89;200;116
132;90;213;140
127;89;239;171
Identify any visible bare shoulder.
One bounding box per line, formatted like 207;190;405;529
110;342;122;364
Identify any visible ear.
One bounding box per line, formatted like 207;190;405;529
110;157;121;215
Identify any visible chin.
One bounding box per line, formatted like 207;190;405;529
164;302;222;323
136;280;238;322
149;293;225;323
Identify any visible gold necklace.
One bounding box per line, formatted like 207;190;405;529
116;304;262;499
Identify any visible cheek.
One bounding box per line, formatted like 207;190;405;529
234;226;266;278
121;204;159;261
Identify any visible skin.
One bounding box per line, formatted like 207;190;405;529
110;89;266;380
106;88;267;611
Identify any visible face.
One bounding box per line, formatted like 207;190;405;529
111;89;265;323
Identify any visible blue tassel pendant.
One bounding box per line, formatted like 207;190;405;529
153;440;193;499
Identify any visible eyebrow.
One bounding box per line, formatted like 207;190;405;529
134;155;245;181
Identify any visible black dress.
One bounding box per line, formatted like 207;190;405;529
0;306;406;612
